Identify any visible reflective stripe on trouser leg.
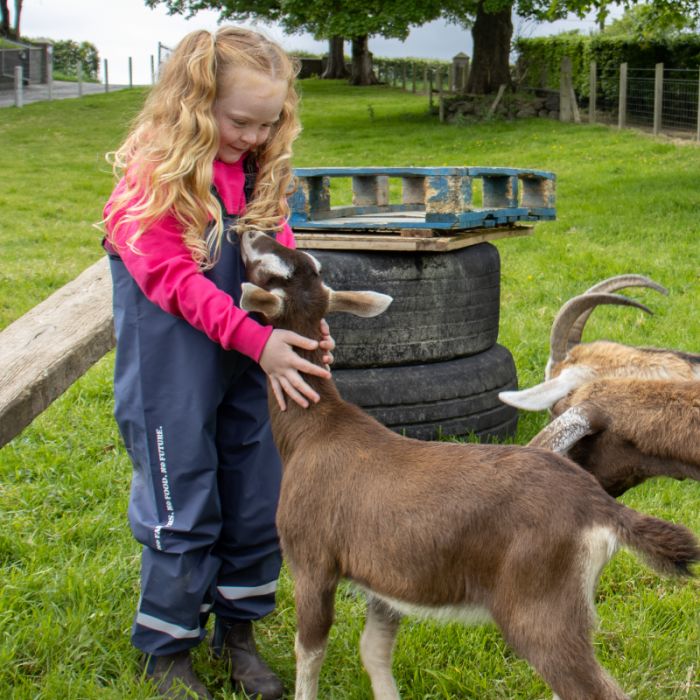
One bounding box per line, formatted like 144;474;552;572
212;360;282;621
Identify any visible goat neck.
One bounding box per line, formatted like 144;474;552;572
530;378;700;496
239;228;391;463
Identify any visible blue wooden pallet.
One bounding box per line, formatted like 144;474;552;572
289;166;556;232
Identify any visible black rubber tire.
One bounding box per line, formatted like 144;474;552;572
305;243;501;369
332;344;518;442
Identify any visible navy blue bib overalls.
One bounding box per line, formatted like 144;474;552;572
107;184;283;656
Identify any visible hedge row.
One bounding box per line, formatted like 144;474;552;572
514;34;700;98
52;40;100;81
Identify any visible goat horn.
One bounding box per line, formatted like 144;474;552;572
528;406;596;455
566;275;668;350
550;293;653;363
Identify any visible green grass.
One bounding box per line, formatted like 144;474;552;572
1;80;700;698
51;71;102;84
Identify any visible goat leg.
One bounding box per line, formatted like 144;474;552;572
360;595;403;700
293;577;338;700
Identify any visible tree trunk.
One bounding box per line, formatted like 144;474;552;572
348;35;379;86
321;36;350;79
1;0;11;37
466;0;513;95
13;0;20;36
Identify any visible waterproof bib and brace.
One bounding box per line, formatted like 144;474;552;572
107;178;283;656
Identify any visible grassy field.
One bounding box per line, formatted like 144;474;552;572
1;81;700;699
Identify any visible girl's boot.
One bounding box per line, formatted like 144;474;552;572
143;649;213;700
210;619;284;700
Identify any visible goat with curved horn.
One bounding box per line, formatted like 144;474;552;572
549;293;654;364
529;378;700;498
566;275;668;351
498;275;688;413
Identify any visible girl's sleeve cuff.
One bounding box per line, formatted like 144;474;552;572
227;315;274;363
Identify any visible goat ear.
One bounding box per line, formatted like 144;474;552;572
528;406;597;455
240;283;284;317
326;288;393;318
499;368;592;411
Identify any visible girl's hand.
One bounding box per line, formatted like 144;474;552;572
319;318;335;368
259;329;331;411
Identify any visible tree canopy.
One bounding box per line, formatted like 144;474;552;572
146;0;472;85
516;0;700;36
146;0;465;41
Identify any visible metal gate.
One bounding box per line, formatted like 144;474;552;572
1;39;41;84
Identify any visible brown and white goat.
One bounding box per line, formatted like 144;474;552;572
239;232;699;700
529;378;700;497
499;275;700;412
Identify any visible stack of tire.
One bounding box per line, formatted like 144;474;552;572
301;242;519;442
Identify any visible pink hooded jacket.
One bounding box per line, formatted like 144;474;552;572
104;157;295;363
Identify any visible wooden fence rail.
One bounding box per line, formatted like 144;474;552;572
0;257;114;449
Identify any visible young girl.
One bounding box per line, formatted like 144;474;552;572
103;27;333;700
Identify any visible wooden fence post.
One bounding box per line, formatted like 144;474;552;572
487;84;507;117
423;65;428;94
654;62;663;136
47;51;53;102
14;66;22;108
589;61;596;125
696;70;700;141
560;56;572;122
128;57;133;88
104;58;109;93
77;60;83;98
438;69;444;122
150;55;155;85
449;64;454;92
412;62;416;92
618;62;627;130
429;69;433;107
567;71;581;124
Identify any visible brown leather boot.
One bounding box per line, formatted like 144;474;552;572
209;621;284;700
142;649;213;700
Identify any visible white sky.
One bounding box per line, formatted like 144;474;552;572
15;0;621;85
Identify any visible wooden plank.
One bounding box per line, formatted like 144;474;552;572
294;166;555;180
295;225;533;252
487;84;507;117
292;206;539;230
0;257;115;449
566;71;581;125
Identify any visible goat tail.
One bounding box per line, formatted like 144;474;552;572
614;506;700;578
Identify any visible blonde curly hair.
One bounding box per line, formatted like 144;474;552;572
105;26;301;269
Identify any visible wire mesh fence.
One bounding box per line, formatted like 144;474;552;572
588;65;700;135
593;67;620;121
158;43;173;66
0;39;44;85
626;69;655;127
661;69;699;131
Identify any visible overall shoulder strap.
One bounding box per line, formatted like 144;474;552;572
210;183;229;216
243;157;259;205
